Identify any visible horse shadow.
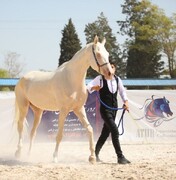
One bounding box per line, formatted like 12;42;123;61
97;161;131;166
0;157;33;166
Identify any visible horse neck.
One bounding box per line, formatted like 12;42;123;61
67;44;92;82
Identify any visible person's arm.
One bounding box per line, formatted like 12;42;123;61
87;75;102;94
118;77;129;111
91;85;101;91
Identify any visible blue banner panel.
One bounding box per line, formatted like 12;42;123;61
27;92;103;141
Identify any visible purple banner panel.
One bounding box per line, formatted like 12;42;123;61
27;92;103;142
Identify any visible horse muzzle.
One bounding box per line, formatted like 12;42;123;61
103;71;113;80
167;111;173;117
102;65;114;80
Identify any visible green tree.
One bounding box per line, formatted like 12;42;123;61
84;12;125;78
0;68;10;78
4;52;24;78
117;0;164;78
58;18;82;66
157;13;176;78
0;68;10;91
126;40;163;78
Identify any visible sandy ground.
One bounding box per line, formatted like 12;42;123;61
0;142;176;180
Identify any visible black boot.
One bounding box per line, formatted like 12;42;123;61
95;150;102;162
96;155;102;162
118;155;131;164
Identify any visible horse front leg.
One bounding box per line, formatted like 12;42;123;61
53;109;68;163
74;107;96;164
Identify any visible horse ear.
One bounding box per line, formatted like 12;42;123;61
94;35;99;44
102;37;106;45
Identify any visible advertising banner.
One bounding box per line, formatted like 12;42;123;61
26;91;103;141
0;90;176;144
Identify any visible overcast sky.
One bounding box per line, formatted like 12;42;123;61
0;0;175;75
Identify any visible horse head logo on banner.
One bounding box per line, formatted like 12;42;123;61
136;95;174;127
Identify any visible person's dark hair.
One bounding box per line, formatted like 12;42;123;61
109;60;116;68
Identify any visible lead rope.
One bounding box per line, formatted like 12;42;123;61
117;109;126;135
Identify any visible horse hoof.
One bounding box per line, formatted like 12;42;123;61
53;156;58;163
15;150;21;159
53;158;58;163
89;155;96;164
27;151;31;156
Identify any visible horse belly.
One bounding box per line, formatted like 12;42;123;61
28;94;60;111
25;84;61;111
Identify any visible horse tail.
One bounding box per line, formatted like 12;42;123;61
14;98;19;124
10;98;19;134
11;98;29;143
8;98;20;144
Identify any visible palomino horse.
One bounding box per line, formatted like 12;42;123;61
14;36;113;163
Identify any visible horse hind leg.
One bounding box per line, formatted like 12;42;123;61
28;105;43;155
15;102;29;158
74;107;96;164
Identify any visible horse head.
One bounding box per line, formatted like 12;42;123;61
147;96;173;118
159;96;173;117
90;36;113;80
137;95;174;127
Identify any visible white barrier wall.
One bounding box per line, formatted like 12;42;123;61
117;90;176;144
0;90;176;144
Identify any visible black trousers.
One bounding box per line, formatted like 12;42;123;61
95;107;123;158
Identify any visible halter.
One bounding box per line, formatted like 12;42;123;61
92;45;109;72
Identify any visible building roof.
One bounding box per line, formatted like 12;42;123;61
0;78;19;86
86;78;176;87
0;78;176;87
122;79;176;87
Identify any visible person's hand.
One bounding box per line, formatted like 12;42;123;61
123;100;129;112
91;85;101;91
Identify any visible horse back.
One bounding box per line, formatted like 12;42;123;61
15;70;87;111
